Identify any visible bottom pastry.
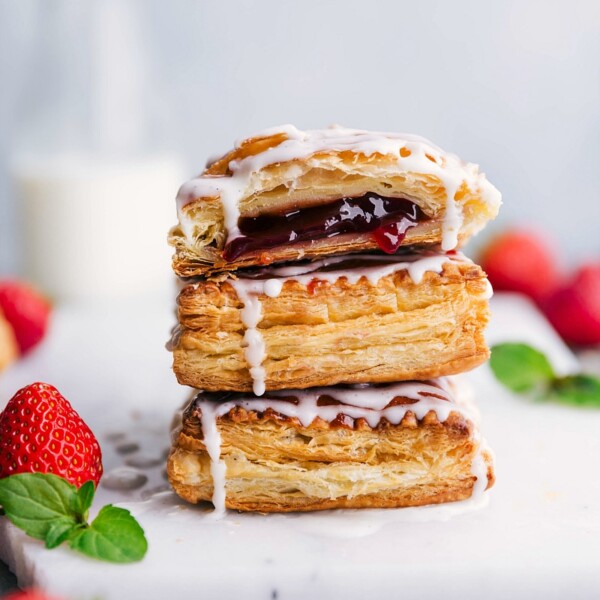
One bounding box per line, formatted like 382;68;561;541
167;378;494;513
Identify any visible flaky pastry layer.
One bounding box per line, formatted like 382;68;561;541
171;260;491;391
167;393;495;512
170;126;501;276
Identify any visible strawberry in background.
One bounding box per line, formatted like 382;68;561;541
543;265;600;346
479;229;560;304
0;280;51;371
479;228;600;347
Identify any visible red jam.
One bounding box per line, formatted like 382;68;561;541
222;193;427;260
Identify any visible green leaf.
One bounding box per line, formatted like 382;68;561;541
69;505;147;563
74;481;96;518
490;343;555;393
45;519;79;549
0;473;148;563
0;473;78;540
550;374;600;407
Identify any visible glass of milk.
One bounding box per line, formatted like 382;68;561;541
14;154;184;302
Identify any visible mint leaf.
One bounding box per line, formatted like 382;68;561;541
69;505;147;563
74;481;96;518
0;473;78;540
0;473;148;563
490;343;555;393
550;374;600;407
45;519;80;549
490;342;600;409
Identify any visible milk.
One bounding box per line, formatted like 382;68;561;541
14;154;185;302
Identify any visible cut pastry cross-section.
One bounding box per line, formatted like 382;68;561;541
170;252;493;394
169;125;501;276
167;378;495;514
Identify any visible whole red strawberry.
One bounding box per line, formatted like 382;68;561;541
0;280;51;355
479;229;560;304
543;264;600;346
0;383;102;487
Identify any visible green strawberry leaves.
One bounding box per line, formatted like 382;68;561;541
490;343;600;407
0;473;147;563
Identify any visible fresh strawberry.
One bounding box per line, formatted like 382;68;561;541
479;229;560;303
0;383;102;487
543;264;600;346
0;280;51;355
4;589;66;600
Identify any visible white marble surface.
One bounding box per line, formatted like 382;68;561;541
1;293;599;600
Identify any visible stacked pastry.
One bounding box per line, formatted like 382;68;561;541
167;125;500;513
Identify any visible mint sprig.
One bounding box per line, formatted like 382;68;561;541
0;473;147;563
490;342;600;407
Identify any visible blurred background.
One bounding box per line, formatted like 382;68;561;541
0;0;599;298
1;2;599;593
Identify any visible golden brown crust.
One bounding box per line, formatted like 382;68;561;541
170;127;501;276
167;399;495;512
171;260;491;391
0;309;17;372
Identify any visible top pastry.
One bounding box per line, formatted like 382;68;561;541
170;125;501;277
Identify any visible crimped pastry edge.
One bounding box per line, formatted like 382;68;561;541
167;400;495;512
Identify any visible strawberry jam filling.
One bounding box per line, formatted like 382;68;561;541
222;193;427;260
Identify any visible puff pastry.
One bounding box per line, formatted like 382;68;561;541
0;310;16;372
170;252;491;393
169;125;501;277
167;378;495;512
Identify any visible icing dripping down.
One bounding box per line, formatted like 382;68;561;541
194;378;490;516
441;184;462;251
199;401;228;519
228;280;268;396
175;125;502;251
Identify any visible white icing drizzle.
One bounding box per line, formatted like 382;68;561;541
176;125;501;249
252;251;470;287
195;378;489;516
440;189;463;251
227;252;469;396
199;401;228;519
228;280;268;396
263;278;283;298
